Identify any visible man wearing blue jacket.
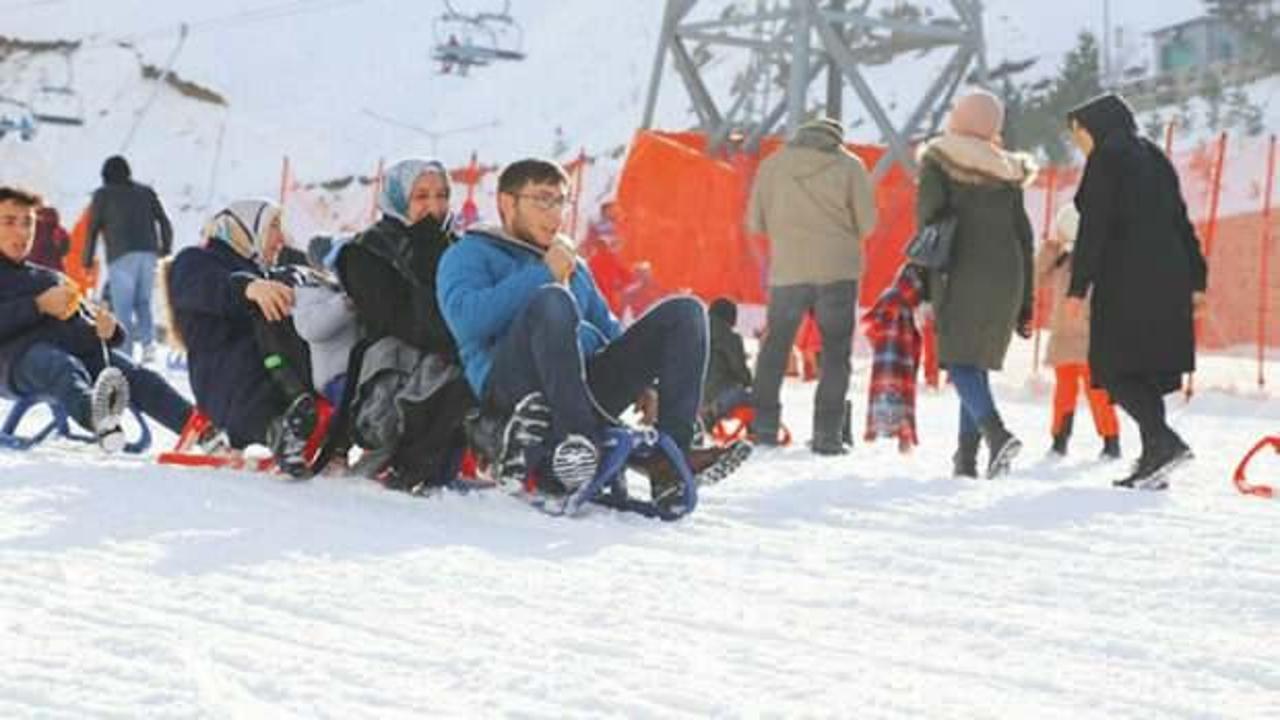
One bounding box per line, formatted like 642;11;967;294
437;159;748;506
0;186;191;450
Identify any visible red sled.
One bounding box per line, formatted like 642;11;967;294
157;399;333;475
1233;435;1278;499
711;404;792;447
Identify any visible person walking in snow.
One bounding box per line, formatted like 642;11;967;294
437;158;749;512
745;117;877;455
0;186;192;451
167;199;327;477
83;155;174;364
916;89;1035;479
1064;93;1207;490
1037;204;1121;460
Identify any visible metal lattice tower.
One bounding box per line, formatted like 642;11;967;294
641;0;988;177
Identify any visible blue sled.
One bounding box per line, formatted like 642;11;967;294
0;395;152;454
527;427;697;522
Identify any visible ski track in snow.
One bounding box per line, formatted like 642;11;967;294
1;368;1278;718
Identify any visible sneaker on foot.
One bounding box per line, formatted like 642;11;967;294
268;394;318;479
551;434;599;492
490;393;552;488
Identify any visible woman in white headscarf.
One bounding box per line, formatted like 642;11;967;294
167;198;322;476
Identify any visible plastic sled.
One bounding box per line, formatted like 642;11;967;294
1233;435;1277;499
0;394;151;454
711;404;791;447
518;427;699;521
158;399;334;475
157;410;271;472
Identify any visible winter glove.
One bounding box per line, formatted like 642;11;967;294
1016;305;1033;339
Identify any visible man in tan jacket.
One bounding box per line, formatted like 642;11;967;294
746;118;877;454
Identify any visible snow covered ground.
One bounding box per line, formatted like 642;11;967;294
1;343;1276;718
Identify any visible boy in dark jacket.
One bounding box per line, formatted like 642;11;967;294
167;199;326;477
0;186;191;450
702;298;753;427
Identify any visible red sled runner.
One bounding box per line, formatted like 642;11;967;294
1233;435;1278;499
157;400;333;475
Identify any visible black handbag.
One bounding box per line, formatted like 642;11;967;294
905;214;958;270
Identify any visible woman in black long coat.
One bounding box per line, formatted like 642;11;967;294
1065;94;1208;490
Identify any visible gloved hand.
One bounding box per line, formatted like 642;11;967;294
1016;305;1033;339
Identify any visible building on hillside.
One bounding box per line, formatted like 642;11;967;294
1118;14;1278;111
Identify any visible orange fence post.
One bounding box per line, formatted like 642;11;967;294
1187;131;1228;400
279;155;291;206
1259;135;1277;389
1033;166;1058;379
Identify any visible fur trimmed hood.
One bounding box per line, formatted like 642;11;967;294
918;134;1038;187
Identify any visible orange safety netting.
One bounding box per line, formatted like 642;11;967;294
614;131;918;308
1025;131;1279;358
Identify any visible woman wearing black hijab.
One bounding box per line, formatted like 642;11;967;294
1064;93;1208;490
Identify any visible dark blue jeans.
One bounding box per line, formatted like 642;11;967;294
485;286;708;466
11;341;192;434
949;364;996;437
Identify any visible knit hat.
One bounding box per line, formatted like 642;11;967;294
205;198;282;264
378;157;451;225
946;90;1005;142
797;117;845;142
709;297;738;326
101;155;132;184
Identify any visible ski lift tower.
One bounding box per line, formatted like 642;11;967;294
641;0;988;178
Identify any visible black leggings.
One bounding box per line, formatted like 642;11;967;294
1106;375;1180;453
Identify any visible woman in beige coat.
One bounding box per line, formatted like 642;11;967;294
1037;205;1120;459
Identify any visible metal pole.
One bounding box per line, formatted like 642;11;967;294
1258;135;1276;389
825;0;844;121
642;0;695;128
786;2;812;133
1187;130;1229;399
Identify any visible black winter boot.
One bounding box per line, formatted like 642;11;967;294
1100;435;1121;460
1051;412;1073;456
952;431;981;478
979;412;1021;479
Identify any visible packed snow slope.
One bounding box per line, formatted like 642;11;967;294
1;352;1276;717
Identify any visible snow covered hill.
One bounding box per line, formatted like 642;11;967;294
0;0;1233;247
1;344;1277;717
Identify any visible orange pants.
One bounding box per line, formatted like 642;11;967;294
1052;363;1120;437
